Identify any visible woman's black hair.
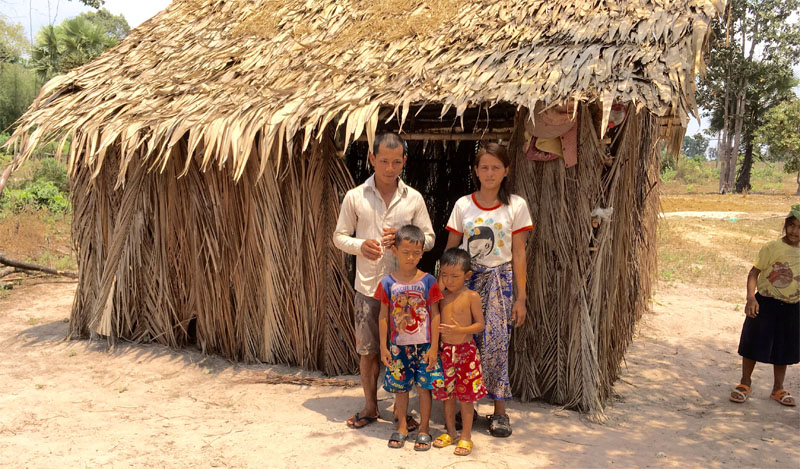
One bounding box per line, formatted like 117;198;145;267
473;142;511;205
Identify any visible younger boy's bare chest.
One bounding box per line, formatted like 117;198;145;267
441;292;472;325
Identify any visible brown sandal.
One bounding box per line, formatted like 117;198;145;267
770;389;796;406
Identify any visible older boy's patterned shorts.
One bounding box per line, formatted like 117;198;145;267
383;343;445;393
433;339;487;402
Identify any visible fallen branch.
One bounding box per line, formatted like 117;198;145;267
0;254;77;278
0;267;18;278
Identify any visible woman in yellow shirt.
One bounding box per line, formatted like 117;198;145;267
730;205;800;406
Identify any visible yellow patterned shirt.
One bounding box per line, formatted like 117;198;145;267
755;239;800;304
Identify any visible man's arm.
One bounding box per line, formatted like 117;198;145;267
413;194;436;251
332;192;364;256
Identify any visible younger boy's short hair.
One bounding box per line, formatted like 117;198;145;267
395;224;425;246
440;248;471;272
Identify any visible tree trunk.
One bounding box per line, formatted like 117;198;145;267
796;168;800;196
735;138;754;193
729;90;746;189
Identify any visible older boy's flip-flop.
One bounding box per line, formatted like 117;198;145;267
347;412;378;428
414;433;432;451
729;384;752;403
388;432;408;449
770;389;797;406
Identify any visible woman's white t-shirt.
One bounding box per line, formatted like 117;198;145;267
446;193;534;267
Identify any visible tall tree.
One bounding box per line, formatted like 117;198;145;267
696;0;800;193
755;97;800;195
0;15;37;133
30;11;128;82
79;8;130;41
682;133;709;160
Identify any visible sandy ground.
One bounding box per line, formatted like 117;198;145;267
0;282;798;468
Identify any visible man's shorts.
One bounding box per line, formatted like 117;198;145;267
384;343;445;393
354;292;380;355
433;340;487;402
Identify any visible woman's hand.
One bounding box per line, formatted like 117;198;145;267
744;296;759;318
511;298;526;327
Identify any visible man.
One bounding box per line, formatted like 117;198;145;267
333;133;435;429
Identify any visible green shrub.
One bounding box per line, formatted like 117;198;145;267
32;158;69;193
674;157;714;184
751;162;783;185
660;167;677;182
0;181;70;213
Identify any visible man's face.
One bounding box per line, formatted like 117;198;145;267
369;143;405;186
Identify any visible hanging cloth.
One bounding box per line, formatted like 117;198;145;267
523;103;578;167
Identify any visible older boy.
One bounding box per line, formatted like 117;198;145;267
332;133;435;429
377;225;444;450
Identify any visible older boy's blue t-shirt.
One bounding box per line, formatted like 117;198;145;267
374;273;443;346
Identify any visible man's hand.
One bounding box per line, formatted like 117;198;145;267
381;227;398;248
361;239;382;260
511;299;526;327
381;347;392;367
745;296;759;318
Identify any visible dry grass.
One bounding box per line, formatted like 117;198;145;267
657;216;782;301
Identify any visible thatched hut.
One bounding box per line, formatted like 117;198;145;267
6;0;722;416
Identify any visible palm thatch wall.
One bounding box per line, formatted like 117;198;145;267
5;0;722;417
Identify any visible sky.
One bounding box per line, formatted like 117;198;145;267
1;0;172;39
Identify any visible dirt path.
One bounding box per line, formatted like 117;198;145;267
0;282;798;468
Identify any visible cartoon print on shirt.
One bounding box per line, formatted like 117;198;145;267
391;289;426;335
768;261;795;289
467;225;495;260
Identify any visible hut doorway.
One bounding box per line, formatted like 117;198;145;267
344;139;478;274
342;103;517;274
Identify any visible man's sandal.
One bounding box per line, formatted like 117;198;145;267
729;384;752;403
433;433;456;448
414;432;432;451
454;439;473;456
489;414;512;437
347;412;378;428
393;415;419;432
770;389;797;407
388;432;408;449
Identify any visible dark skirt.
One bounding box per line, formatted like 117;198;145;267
738;293;800;365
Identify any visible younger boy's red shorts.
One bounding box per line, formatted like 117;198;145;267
434;339;488;402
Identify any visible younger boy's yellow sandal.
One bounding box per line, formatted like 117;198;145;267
454;439;473;456
433;433;455;448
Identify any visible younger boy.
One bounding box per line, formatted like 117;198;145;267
376;225;444;451
433;248;486;456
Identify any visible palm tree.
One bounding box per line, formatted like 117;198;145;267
31;18;115;81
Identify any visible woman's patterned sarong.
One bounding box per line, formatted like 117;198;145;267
469;261;513;401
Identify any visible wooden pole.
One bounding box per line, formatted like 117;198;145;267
356;131;512;142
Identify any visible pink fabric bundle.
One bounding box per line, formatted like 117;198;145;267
524;104;578;167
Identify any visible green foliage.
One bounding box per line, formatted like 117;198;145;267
755;97;800;174
682;133;709;160
32;12;126;81
1;180;70;213
673;157;716;185
72;0;105;8
0;14;30;62
0;62;40;131
32;158;69;193
0;156;70;214
79;9;130;41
